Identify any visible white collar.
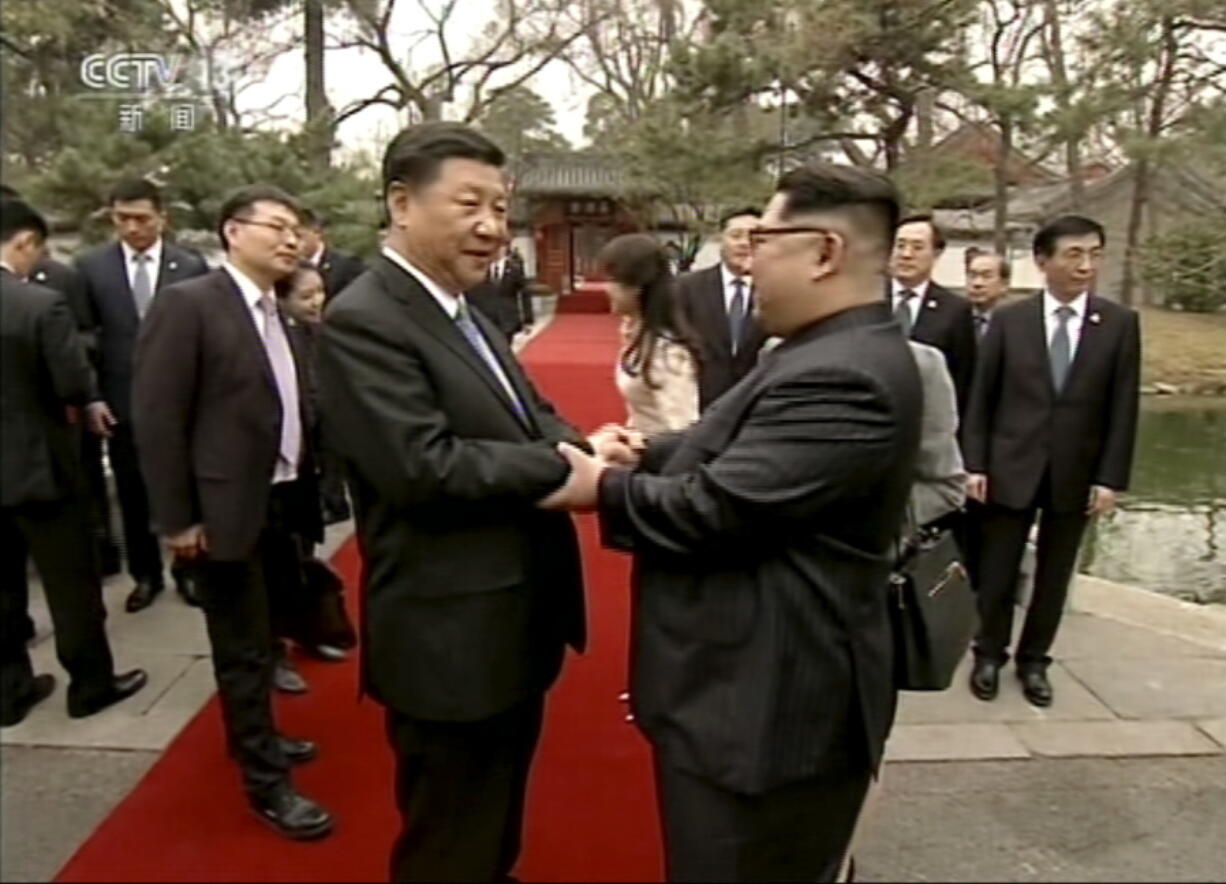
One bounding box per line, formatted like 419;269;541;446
382;246;461;319
0;260;19;277
310;246;325;267
719;262;750;290
222;261;273;310
1042;290;1089;317
892;277;930;300
121;238;163;268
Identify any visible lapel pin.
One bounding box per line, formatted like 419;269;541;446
1089;312;1101;325
926;299;938;309
168;260;178;271
34;270;47;282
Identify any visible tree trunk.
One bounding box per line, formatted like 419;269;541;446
1121;16;1177;306
304;0;332;169
1044;0;1083;208
993;117;1012;253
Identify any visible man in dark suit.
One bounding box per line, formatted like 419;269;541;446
888;214;977;412
965;251;1010;341
964;215;1140;708
467;244;533;343
1;197;148;727
318;123;590;882
76;178;209;612
675;207;769;410
133;185;333;840
0;184;120;577
542;164;922;883
299;208;366;303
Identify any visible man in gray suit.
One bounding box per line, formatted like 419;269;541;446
1;197;147;726
542;163;923;882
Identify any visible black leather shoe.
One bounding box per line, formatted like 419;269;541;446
124;579;164;613
250;785;334;840
1018;667;1054;707
969;659;1000;701
173;568;202;607
67;669;149;718
278;736;318;765
321;502;351;526
1;674;56;727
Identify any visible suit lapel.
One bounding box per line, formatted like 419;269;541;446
705;267;734;355
217;271;279;397
376;260;532;432
910;285;942;339
471;306;541;436
1027;294;1057;399
108;243;139;324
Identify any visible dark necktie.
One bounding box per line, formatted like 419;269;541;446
974;311;990;339
455;297;528;422
1049;305;1075;391
728;278;747;354
894;289;916;336
132;252;154;318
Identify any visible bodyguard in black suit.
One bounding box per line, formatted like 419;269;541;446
964;216;1140;707
543;164;922;883
299;208;366;303
888;215;977;412
675;208;769;410
318;123;588;882
76;178;208;611
1;198;147;727
467;247;533;342
133;185;333;839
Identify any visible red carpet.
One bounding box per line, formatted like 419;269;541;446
555;284;610;315
55;314;661;883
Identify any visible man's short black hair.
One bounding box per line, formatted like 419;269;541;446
0;184;21;200
381;122;505;197
719;206;762;230
109;177;163;210
968;250;1012;282
1033;214;1106;258
776;163;901;257
299;206;323;229
0;197;49;244
216;183;304;251
897;213;946;251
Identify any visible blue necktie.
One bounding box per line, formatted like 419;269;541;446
455;298;528;422
1049;305;1074;391
728;278;747;355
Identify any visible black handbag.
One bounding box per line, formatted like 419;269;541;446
889;523;977;691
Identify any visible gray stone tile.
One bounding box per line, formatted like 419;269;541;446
100;593;211;657
1197;718;1226;749
1011;721;1223;758
884;724;1030;762
897;657;1117;725
1051;612;1226;660
1061;656;1226;720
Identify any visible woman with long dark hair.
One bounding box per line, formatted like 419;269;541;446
597;233;700;436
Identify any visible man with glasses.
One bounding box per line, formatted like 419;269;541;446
541;163;922;882
76;178;208;612
133;185;334;840
675;207;768;410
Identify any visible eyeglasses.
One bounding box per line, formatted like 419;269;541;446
232;217;305;240
748;226;832;250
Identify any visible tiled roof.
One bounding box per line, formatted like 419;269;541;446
512;152;655;197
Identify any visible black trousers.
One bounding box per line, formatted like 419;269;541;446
316;440;349;517
973;477;1089;668
0;500;114;717
385;695;545;883
654;756;871;883
80;429;117;563
107;422;163;584
197;484;307;799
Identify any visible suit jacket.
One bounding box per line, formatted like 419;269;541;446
132;269;317;561
908;341;966;529
31;258;96;357
598;301;922;795
1;269;97;508
317;255;587;722
76;241;208;421
466;258;531;339
675;265;768;410
319;247;366;303
889;280;977;413
963;294;1140;513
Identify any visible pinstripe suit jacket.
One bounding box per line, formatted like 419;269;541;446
598;301;922;795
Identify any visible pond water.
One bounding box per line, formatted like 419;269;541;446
1080;398;1226;604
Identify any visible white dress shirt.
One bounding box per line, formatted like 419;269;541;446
222;262;299;483
121;238;163;292
719;262;752;315
1042;290;1088;362
891;278;930;327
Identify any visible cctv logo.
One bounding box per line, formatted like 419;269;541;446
80;54;185;92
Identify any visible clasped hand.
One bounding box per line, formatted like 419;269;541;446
537;424;644;511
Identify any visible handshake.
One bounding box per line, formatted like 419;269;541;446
536;424;645;512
